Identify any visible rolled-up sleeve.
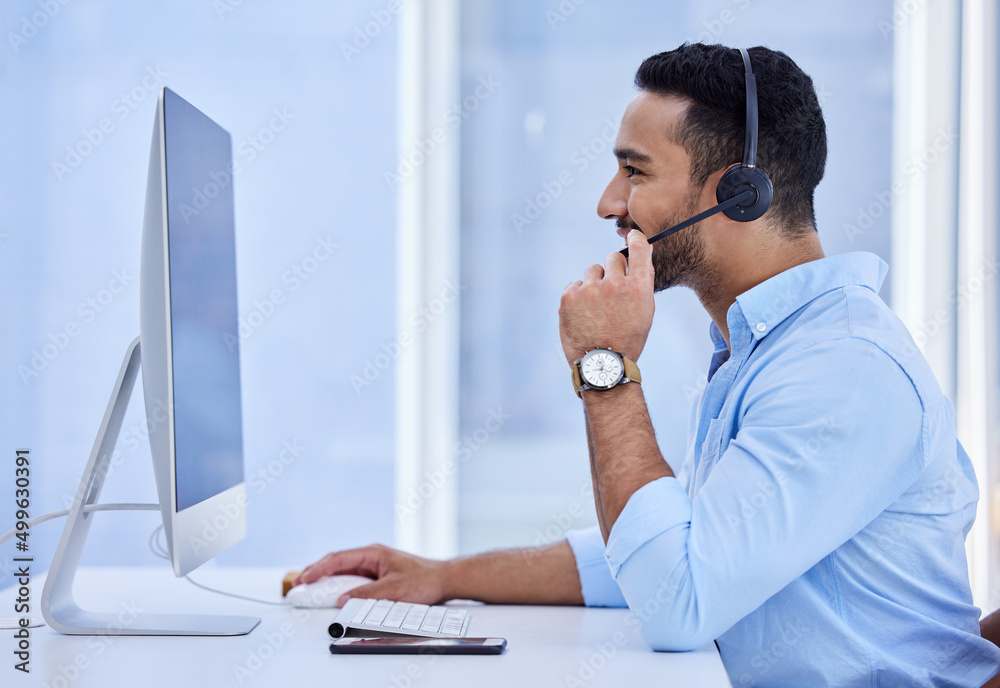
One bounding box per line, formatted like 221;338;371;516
605;338;927;651
565;526;627;607
604;477;691;578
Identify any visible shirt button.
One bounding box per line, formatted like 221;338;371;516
756;323;767;332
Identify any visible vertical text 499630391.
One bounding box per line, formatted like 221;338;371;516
12;448;33;674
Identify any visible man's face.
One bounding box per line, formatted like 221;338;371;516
597;91;709;292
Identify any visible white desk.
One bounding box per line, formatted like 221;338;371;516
1;567;732;687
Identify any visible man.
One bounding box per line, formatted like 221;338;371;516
299;44;1000;686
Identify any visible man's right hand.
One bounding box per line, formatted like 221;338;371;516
295;544;448;607
296;540;584;607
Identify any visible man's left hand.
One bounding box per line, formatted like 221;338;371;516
559;229;655;365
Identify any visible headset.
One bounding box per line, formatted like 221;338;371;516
620;47;773;258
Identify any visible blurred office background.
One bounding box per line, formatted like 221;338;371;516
1;1;997;607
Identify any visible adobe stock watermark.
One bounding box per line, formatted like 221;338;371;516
564;631;629;687
212;0;244;21
510;117;618;234
36;599;142;688
231;618;314;684
731;617;813;687
246;440;307;497
54;398;170;513
566;577;683;687
340;0;402;62
843;126;957;243
683;0;751;44
625;577;681;634
856;465;962;580
877;0;927;40
350;279;465;394
900;256;1000;357
545;0;587;30
224;235;340;352
179;106;296;225
682;369;710;404
813;83;834;110
16;268;136;385
7;0;73;54
725;417;838;533
51;66;168;182
523;483;594;567
395;407;511;522
189;439;306;556
236;107;295;163
384;75;500;190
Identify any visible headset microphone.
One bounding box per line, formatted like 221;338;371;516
621;48;772;259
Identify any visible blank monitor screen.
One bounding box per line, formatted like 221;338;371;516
162;88;244;512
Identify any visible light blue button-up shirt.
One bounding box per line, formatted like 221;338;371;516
566;252;1000;687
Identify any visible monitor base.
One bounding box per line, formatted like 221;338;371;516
47;608;260;637
40;337;261;637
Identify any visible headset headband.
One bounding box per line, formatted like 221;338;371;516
739;47;758;169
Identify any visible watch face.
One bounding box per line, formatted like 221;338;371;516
580;350;624;389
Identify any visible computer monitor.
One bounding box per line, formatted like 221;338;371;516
140;87;248;577
40;88;259;636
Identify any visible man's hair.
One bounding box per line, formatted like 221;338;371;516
634;43;827;235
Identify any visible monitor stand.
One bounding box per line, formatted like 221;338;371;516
40;337;260;636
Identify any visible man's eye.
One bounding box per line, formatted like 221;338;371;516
624;165;638;178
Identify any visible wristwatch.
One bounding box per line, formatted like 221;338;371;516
571;348;642;398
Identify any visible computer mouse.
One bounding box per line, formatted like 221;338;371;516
286;575;374;608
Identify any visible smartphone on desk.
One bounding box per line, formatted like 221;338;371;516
329;637;507;655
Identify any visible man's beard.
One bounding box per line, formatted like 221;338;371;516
617;196;712;292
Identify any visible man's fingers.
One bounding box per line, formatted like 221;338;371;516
338;579;395;607
297;555;346;585
582;263;605;284
625;229;654;286
604;249;627;276
297;547;384;585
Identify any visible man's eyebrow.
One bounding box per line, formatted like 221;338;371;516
613;147;652;164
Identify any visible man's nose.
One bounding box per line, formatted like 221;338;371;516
597;174;628;220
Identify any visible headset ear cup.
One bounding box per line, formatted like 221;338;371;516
716;165;773;222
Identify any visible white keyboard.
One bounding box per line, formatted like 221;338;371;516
329;598;471;639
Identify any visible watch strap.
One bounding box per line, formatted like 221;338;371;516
571;364;583;395
623;357;641;384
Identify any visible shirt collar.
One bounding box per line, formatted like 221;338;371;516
707;322;730;380
708;252;888;346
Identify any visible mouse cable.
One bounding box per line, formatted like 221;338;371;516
0;504;160;631
147;524;290;607
0;508;287;610
0;503;160;546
